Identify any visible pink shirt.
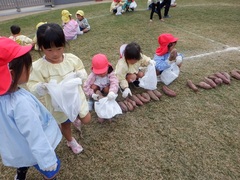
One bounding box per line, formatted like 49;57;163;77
63;19;78;40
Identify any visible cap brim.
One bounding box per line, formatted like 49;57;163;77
15;45;32;59
93;66;108;74
0;65;11;95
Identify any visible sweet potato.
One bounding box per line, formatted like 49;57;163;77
129;95;144;106
141;92;151;101
136;94;150;103
204;77;217;88
214;72;230;84
146;90;159;101
162;85;177;97
230;70;240;80
118;101;128;112
214;78;223;85
221;72;231;80
126;97;137;107
152;90;162;98
208;75;218;80
186;80;198;92
123;100;134;111
197;82;212;89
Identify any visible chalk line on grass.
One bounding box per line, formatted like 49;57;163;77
185;46;240;60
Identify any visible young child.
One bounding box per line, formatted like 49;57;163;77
27;23;91;154
122;0;137;12
149;0;164;22
9;25;34;46
115;42;155;98
110;0;124;15
153;33;183;75
83;54;119;122
75;10;91;34
61;10;81;41
0;37;62;180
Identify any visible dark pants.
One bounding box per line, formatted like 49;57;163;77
159;0;171;16
150;2;162;20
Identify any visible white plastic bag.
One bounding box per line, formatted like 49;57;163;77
45;74;82;122
160;63;180;85
130;1;137;9
94;96;122;119
139;63;157;90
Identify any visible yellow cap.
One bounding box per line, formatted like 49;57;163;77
61;10;72;23
76;10;84;17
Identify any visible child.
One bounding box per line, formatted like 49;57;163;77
9;25;34;46
149;0;164;22
0;37;62;180
75;10;91;34
153;33;183;75
83;54;119;122
61;10;81;41
27;23;91;154
122;0;137;12
115;42;155;98
110;0;124;15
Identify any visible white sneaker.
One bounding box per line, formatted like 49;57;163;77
116;12;122;16
67;137;83;154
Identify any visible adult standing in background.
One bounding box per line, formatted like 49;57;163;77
159;0;171;18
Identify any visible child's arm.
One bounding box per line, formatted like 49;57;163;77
83;72;96;97
108;72;119;94
115;60;129;90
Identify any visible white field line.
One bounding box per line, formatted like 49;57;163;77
185;47;240;60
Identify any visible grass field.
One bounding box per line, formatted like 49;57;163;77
0;0;240;179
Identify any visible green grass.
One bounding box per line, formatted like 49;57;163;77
1;0;240;179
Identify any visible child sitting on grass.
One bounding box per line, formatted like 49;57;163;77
115;42;155;98
83;54;119;122
9;25;34;46
75;10;91;34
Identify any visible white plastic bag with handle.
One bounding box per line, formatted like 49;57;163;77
45;73;82;122
160;62;180;85
94;95;122;119
139;63;157;90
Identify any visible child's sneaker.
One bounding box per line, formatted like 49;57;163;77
72;119;81;132
67;137;83;154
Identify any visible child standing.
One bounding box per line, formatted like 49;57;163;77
83;54;119;122
0;37;62;180
153;33;183;75
75;10;91;34
115;42;155;98
149;0;164;22
61;10;81;41
9;25;34;46
27;23;91;154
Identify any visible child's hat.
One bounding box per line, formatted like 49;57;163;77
76;10;84;16
119;44;127;58
92;54;111;74
155;33;178;56
61;10;72;23
36;22;47;30
0;37;32;95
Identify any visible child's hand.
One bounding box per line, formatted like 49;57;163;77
43;163;58;171
107;92;117;100
169;48;177;61
36;82;48;96
92;93;99;100
122;88;132;98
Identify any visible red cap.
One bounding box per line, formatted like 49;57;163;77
92;54;111;74
0;37;32;95
155;33;178;56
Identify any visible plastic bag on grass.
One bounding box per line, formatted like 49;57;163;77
160;62;180;85
139;63;157;90
94;96;122;119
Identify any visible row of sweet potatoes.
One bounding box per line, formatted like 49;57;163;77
187;69;240;91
